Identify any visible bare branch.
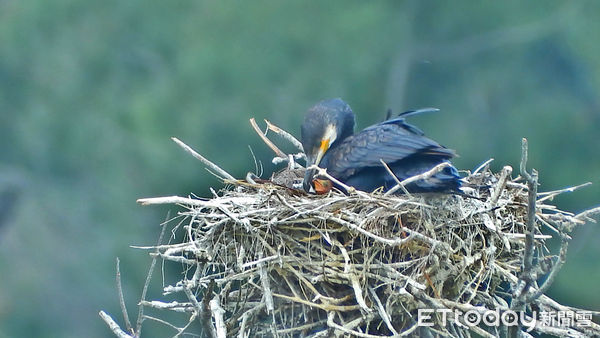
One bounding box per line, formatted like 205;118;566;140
510;138;539;335
137;195;203;206
135;212;169;335
575;205;600;223
249;118;287;158
99;311;132;338
379;159;411;195
472;158;494;175
264;119;304;152
385;161;451;196
489;165;512;206
171;137;235;181
368;287;398;335
537;182;592;203
524;232;569;303
307;164;370;197
210;298;227;338
115;258;133;334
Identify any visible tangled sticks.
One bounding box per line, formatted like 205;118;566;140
101;121;600;337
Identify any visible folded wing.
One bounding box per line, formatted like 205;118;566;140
321;117;456;181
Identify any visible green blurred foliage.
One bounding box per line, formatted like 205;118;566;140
0;1;598;337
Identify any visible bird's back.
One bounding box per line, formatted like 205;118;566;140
320;116;460;193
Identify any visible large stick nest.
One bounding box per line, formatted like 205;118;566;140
99;121;600;338
133;152;599;337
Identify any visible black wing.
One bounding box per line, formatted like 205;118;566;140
321;116;455;179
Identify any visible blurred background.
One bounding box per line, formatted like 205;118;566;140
1;1;599;337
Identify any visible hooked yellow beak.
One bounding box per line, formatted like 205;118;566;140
303;124;337;193
314;138;330;166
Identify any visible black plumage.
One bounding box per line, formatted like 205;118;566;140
301;98;461;193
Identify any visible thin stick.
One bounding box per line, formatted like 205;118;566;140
380;159;411;195
210;298;227;338
524;233;569;303
271;293;361;312
472;158;494;175
520;139;538;290
115;258;133;334
264;119;304;152
184;286;217;338
385;162;451;196
249;118;286;158
326;312;380;338
306;165;365;196
489;165;512;206
337;243;370;312
510;138;538;335
258;252;274;314
171;137;235;181
99;311;132;338
135;212;169;335
537;182;592;203
575;205;600;223
368;287;398;335
137;195;204;206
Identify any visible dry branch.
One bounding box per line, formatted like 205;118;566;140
249;118;287;158
171;137;235;181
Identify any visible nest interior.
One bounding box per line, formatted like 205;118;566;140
136;163;599;338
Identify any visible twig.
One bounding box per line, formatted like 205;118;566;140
275;320;328;334
524;232;569;303
380;159;411;195
385;162;451;196
171;137;235;181
368;287;398;335
307;165;372;197
137;195;206;206
537;182;592;203
271;293;361;312
472;158;494;175
337;243;370;313
511;138;539;335
249;118;286;158
184;286;216;338
210;298;227;338
115;258;133;334
258;252;274;314
264;119;304;152
520;139;538;290
135;212;168;336
142;314;185;332
99;311;132;338
143;314;200;337
326;312;380;338
575;205;600;223
139;300;193;312
489;165;512;206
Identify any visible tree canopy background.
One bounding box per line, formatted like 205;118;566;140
1;1;598;337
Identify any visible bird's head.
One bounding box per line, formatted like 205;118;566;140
301;98;355;192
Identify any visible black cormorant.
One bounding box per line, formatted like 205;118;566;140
301;98;461;193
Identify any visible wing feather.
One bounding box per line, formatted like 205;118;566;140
321;119;455;179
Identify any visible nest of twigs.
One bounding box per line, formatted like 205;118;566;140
100;121;600;338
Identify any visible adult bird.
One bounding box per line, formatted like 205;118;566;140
301;98;461;193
